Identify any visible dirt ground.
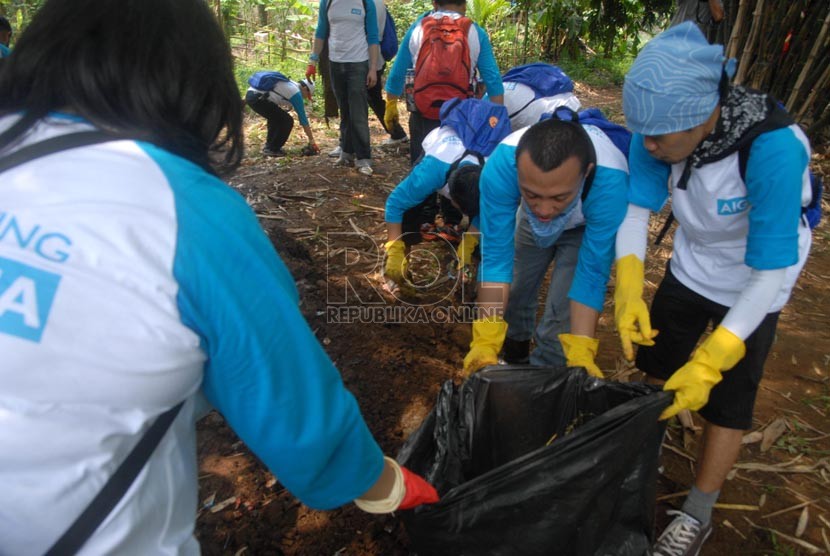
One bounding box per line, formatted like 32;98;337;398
194;84;830;555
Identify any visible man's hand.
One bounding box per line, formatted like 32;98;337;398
366;69;378;88
462;316;507;375
660;326;746;420
456;233;478;270
614;254;658;360
384;240;407;284
354;457;439;513
301;143;320;156
558;334;603;378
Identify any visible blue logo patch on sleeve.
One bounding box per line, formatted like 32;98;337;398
717;196;750;215
0;256;62;343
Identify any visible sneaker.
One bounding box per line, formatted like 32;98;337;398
328;145;342;158
262;148;286;158
334;152;355;167
382;135;409;146
355;159;373;176
653;510;713;556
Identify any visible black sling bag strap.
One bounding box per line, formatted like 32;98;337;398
0;130;185;556
0;130;122;173
44;402;185;556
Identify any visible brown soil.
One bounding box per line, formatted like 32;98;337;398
195;88;830;555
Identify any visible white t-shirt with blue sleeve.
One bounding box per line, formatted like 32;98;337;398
385;11;504;101
314;0;379;63
385;126;482;227
0;115;383;555
627;126;812;310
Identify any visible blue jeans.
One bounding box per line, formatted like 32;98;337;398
329;60;371;161
503;212;585;367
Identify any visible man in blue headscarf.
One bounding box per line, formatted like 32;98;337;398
615;22;813;555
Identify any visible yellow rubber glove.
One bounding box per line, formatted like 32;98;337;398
614;254;659;361
384;240;407;284
462;316;507;376
558;334;603;378
384;98;399;132
456;233;478;270
660;326;746;420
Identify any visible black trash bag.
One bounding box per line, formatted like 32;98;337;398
397;365;673;556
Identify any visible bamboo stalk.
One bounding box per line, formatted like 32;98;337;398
736;0;765;84
727;0;752;59
797;58;830;121
787;7;830;111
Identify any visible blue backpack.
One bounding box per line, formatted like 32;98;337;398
380;7;398;61
439;98;512;158
248;71;290;91
502;63;575;119
502;63;574;98
540;106;632;158
576;108;632;158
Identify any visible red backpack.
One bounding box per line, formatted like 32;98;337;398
413;14;474;120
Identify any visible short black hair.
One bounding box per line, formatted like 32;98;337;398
448;163;481;218
0;0;242;173
515;118;594;176
0;16;11;33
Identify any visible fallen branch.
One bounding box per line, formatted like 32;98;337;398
662;442;696;462
743;516;823;554
762;498;821;519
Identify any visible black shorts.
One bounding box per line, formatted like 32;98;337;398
635;263;780;430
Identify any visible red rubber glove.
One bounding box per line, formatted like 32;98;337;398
305;63;317;81
398;466;439;510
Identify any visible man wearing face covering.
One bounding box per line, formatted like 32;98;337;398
462;111;629;378
617;23;813;555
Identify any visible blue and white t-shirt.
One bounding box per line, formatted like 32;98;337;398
479;124;629;312
627;125;812;310
385;126;483;228
248;79;311;127
0;115;383;555
385;11;504;102
315;0;379;63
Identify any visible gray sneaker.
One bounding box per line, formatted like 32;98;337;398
653;510;712;556
355;158;373;176
328;145;342;158
334;152;355;166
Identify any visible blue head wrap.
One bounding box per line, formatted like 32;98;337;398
623;22;737;135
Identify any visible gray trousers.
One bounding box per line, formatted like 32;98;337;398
503;212;585;367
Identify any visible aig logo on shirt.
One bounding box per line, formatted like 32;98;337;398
717;196;750;216
351;8;362;15
0;256;61;343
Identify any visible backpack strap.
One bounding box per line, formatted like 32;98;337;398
0;130;121;175
444;148;484;185
0;129;184;556
44;402;185;556
508;97;536;121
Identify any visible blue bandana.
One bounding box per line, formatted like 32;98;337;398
521;184;582;249
623;22;736;135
